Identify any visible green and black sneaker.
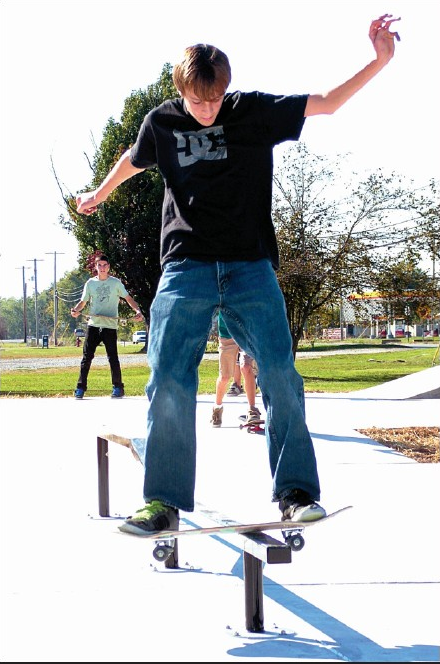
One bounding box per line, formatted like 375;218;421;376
118;500;179;536
279;489;326;523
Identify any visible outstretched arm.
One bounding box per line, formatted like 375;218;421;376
76;149;145;215
305;14;401;117
124;295;144;321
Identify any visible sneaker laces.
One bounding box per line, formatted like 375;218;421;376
246;406;261;423
133;500;169;519
279;489;311;513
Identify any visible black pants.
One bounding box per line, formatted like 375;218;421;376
76;326;123;391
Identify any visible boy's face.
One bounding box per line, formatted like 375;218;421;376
95;260;110;278
182;89;225;127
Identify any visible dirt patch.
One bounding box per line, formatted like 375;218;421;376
357;427;439;463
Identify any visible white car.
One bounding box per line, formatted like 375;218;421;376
132;330;147;344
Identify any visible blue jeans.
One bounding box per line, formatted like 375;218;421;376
142;258;320;512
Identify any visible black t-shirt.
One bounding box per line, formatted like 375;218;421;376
129;90;308;269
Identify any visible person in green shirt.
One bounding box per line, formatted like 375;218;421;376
70;254;143;399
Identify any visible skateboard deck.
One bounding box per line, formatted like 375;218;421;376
142;506;352;562
79;312;136;326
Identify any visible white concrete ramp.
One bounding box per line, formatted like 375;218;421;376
349;363;440;400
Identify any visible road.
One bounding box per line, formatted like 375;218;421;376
1;343;435;372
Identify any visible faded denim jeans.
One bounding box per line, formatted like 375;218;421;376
141;258;321;512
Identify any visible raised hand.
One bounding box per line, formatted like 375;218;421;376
76;191;99;215
369;14;401;63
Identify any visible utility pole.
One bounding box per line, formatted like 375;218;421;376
339;291;344;341
433;238;436;336
15;266;30;342
27;258;44;346
45;251;65;346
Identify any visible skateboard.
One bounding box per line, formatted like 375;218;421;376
78;312;136;326
238;414;265;433
144;506;353;562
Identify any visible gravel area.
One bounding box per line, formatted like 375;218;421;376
0;354;149;372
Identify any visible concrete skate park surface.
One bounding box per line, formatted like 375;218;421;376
0;365;439;662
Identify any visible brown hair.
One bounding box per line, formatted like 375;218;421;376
173;44;231;100
95;254;109;264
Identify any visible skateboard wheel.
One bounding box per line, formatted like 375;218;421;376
286;533;305;551
153;544;174;562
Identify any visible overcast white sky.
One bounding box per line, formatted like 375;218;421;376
1;0;439;298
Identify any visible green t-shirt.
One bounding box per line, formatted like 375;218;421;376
82;276;128;330
218;311;232;339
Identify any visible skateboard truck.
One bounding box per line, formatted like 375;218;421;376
152;537;176;562
281;526;306;551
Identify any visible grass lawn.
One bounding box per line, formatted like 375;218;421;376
295;348;436;392
0;341;437;398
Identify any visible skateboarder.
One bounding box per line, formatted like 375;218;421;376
76;15;401;534
226;357;244;397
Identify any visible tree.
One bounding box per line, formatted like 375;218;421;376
58;64;178;324
272;144;439;355
0;298;24;339
370;255;439;334
406;179;440;296
54;267;91;341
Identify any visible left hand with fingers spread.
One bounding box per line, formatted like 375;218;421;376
370;13;401;64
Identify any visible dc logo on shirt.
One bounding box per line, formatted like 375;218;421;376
173;126;227;166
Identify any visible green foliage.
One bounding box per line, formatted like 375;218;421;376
60;64;178;323
0;297;24;339
55;267;94;341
